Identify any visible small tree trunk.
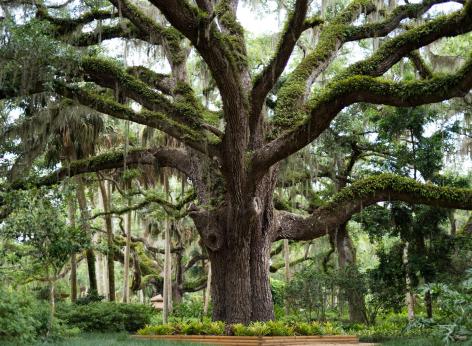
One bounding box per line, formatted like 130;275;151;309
448;210;456;236
336;224;368;323
123;208;132;303
403;241;415;320
425;289;433;318
70;254;77;303
173;246;184;304
68;199;78;303
283;239;290;314
47;274;56;337
75;176;98;294
163;219;172;323
204;262;212;316
98;178;115;301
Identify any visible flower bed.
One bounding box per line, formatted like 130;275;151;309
134;321;360;345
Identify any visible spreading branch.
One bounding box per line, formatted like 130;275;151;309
254;56;472;172
251;0;312;126
275;174;472;241
54;82;219;156
5;147;193;190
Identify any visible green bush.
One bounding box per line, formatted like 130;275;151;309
171;296;209;321
74;291;105;305
0;287;42;343
0;287;78;343
137;321;225;336
292;322;323;336
137;320;341;337
138;324;175;335
57;302;155;332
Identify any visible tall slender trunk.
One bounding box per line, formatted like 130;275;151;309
75;176;98;294
163;219;172;323
283;239;291;281
68;200;77;303
47;271;56;337
414;233;433;319
204;262;212;316
448;210;456;236
98;178;115;301
403;241;415;320
336;223;368;323
173;246;184;304
123;207;132;303
283;239;290;315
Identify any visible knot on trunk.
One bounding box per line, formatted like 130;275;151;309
188;204;224;251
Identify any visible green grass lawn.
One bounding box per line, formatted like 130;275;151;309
33;333;204;346
380;337;445;346
18;333;462;346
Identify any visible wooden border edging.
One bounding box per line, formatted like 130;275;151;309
131;335;360;345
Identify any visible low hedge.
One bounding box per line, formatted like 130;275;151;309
137;320;343;336
57;302;155;332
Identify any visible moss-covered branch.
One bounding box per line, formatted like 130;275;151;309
80;57;210;131
67;21;141;46
36;5;117;36
344;0;453;41
90;191;196;220
127;66;175;96
54;81;219;155
273;0;375;131
341;0;472;79
251;0;313;132
270;256;314;273
254;55;472;172
409;51;433;79
5;147;193;190
276;174;472;241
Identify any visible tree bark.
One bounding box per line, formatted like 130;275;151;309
173;244;184;304
403;241;415;320
47;277;56;337
163;218;172;323
335;223;368;323
98;178;115;301
75;176;98;294
193;171;277;324
68;199;77;303
204;262;212;316
123;207;132;303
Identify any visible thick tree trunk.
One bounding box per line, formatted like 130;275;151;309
336;224;368;324
196;172;277;324
75;176;98;294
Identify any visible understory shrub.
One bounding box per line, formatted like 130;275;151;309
137;320;343;336
57;302;155;332
138;321;225;335
0;287;42;343
0;287;80;343
171;296;209;321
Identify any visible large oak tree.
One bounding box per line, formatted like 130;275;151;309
1;0;472;324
